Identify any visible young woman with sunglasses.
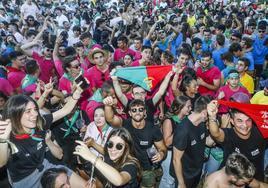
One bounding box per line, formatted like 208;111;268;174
0;85;87;188
74;127;141;188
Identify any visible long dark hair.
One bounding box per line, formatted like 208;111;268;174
165;95;190;119
104;127;141;178
2;95;44;135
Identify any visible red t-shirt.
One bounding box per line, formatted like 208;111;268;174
113;48;136;62
196;66;221;97
7;66;26;92
32;52;55;83
84;66;110;90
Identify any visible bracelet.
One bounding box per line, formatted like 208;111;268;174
0;139;8;143
72;95;80;100
93;156;99;166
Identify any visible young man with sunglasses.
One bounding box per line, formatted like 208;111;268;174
111;71;173;123
103;98;167;188
252;23;268;87
20;18;56;84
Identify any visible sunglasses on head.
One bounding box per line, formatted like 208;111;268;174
107;141;124;150
131;107;144;113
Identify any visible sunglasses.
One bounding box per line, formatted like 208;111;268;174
107;141;124;150
28;19;34;22
230;37;238;41
71;65;80;69
258;30;265;33
46;49;53;52
131;107;144;113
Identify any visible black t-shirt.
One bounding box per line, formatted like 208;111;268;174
7;114;53;182
126;99;156;123
123;118;163;170
98;155;139;188
219;126;267;181
49;110;90;168
170;117;207;179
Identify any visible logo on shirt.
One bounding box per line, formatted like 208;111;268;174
191;140;197;146
143;77;155;89
37;142;43;150
200;133;205;140
251;149;260;156
140;141;149;146
235;147;240;153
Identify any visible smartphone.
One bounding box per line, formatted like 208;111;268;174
74;74;89;90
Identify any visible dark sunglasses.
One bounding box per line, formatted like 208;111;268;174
131;107;144;113
71;65;80;69
28;19;34;22
258;30;265;33
46;49;53;52
230;37;237;41
107;141;124;150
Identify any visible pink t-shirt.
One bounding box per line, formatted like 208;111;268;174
0;78;14;96
58;76;72;94
58;75;92;111
113;48;136;62
23;83;37;93
7;66;26;92
216;85;250;114
196;66;221;97
32;52;55;83
54;59;64;77
84;66;110;90
130;60;141;67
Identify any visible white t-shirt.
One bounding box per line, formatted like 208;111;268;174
84;122;113;156
20;3;39;19
55;14;69;28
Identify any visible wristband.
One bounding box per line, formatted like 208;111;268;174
93;156;99;166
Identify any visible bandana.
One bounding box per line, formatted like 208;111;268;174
63;73;75;82
89;88;103;102
218;100;268;138
21;74;38;89
228;73;239;79
63;110;80;138
201;63;214;72
14;128;43;141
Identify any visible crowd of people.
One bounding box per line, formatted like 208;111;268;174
0;0;268;188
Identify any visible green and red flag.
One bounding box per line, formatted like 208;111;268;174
218;100;268;138
113;65;173;91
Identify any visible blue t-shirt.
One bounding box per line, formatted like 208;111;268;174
252;34;268;65
212;47;228;70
